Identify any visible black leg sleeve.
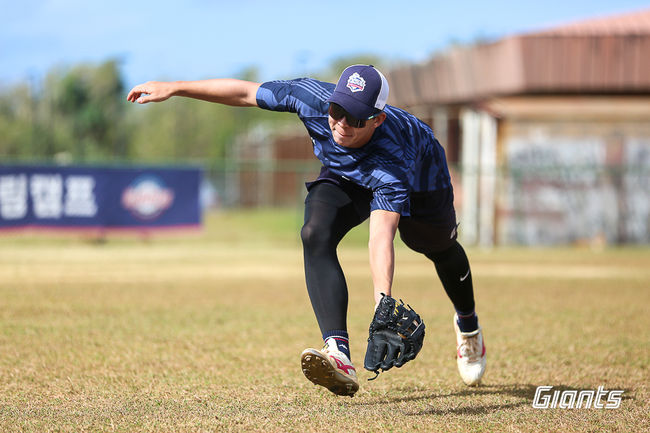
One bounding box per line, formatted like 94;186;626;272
425;241;476;314
301;182;367;333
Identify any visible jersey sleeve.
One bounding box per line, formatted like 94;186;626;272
256;79;331;119
367;164;411;215
364;148;412;216
371;184;410;215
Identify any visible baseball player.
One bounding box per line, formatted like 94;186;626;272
127;65;486;397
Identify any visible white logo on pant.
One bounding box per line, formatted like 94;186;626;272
450;223;459;239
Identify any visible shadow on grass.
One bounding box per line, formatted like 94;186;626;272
352;384;635;416
407;384;538;416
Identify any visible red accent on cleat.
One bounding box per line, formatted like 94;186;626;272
332;357;356;375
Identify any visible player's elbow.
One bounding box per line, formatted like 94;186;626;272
240;81;262;107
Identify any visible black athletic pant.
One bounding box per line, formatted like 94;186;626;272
301;180;475;334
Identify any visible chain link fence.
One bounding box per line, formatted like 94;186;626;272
202;158;650;246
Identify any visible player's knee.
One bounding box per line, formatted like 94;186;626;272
301;221;335;252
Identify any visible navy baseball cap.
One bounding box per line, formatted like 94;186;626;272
326;65;390;119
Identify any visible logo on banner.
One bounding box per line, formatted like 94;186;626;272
121;175;175;220
346;72;366;92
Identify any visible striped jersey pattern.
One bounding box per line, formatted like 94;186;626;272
256;78;452;216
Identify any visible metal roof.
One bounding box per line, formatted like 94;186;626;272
387;9;650;108
532;8;650;36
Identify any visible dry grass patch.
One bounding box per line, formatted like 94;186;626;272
0;212;648;432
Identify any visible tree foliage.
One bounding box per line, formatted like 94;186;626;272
0;60;128;161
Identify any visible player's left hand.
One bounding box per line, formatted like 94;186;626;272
364;294;425;377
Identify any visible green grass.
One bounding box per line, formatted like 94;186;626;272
0;210;648;432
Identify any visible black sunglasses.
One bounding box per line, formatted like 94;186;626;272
328;103;380;128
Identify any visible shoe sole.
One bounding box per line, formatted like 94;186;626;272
301;350;359;397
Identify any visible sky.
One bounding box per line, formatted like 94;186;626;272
2;0;650;90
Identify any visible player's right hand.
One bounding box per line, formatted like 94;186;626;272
127;81;176;104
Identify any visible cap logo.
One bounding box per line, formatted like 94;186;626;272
346;72;366;93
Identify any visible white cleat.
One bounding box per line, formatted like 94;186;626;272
300;339;359;397
454;314;486;386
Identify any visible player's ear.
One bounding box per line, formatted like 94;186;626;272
372;112;387;128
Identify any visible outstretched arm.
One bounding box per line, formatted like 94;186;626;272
126;79;261;107
368;209;400;306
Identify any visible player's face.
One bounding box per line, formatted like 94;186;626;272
328;105;385;148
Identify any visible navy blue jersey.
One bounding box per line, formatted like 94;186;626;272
256;78;452;216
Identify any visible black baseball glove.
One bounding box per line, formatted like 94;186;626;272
364;294;425;378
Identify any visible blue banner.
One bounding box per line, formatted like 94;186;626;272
0;164;202;231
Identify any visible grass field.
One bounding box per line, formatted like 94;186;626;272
1;209;649;432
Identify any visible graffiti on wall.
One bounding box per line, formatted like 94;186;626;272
500;136;650;245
